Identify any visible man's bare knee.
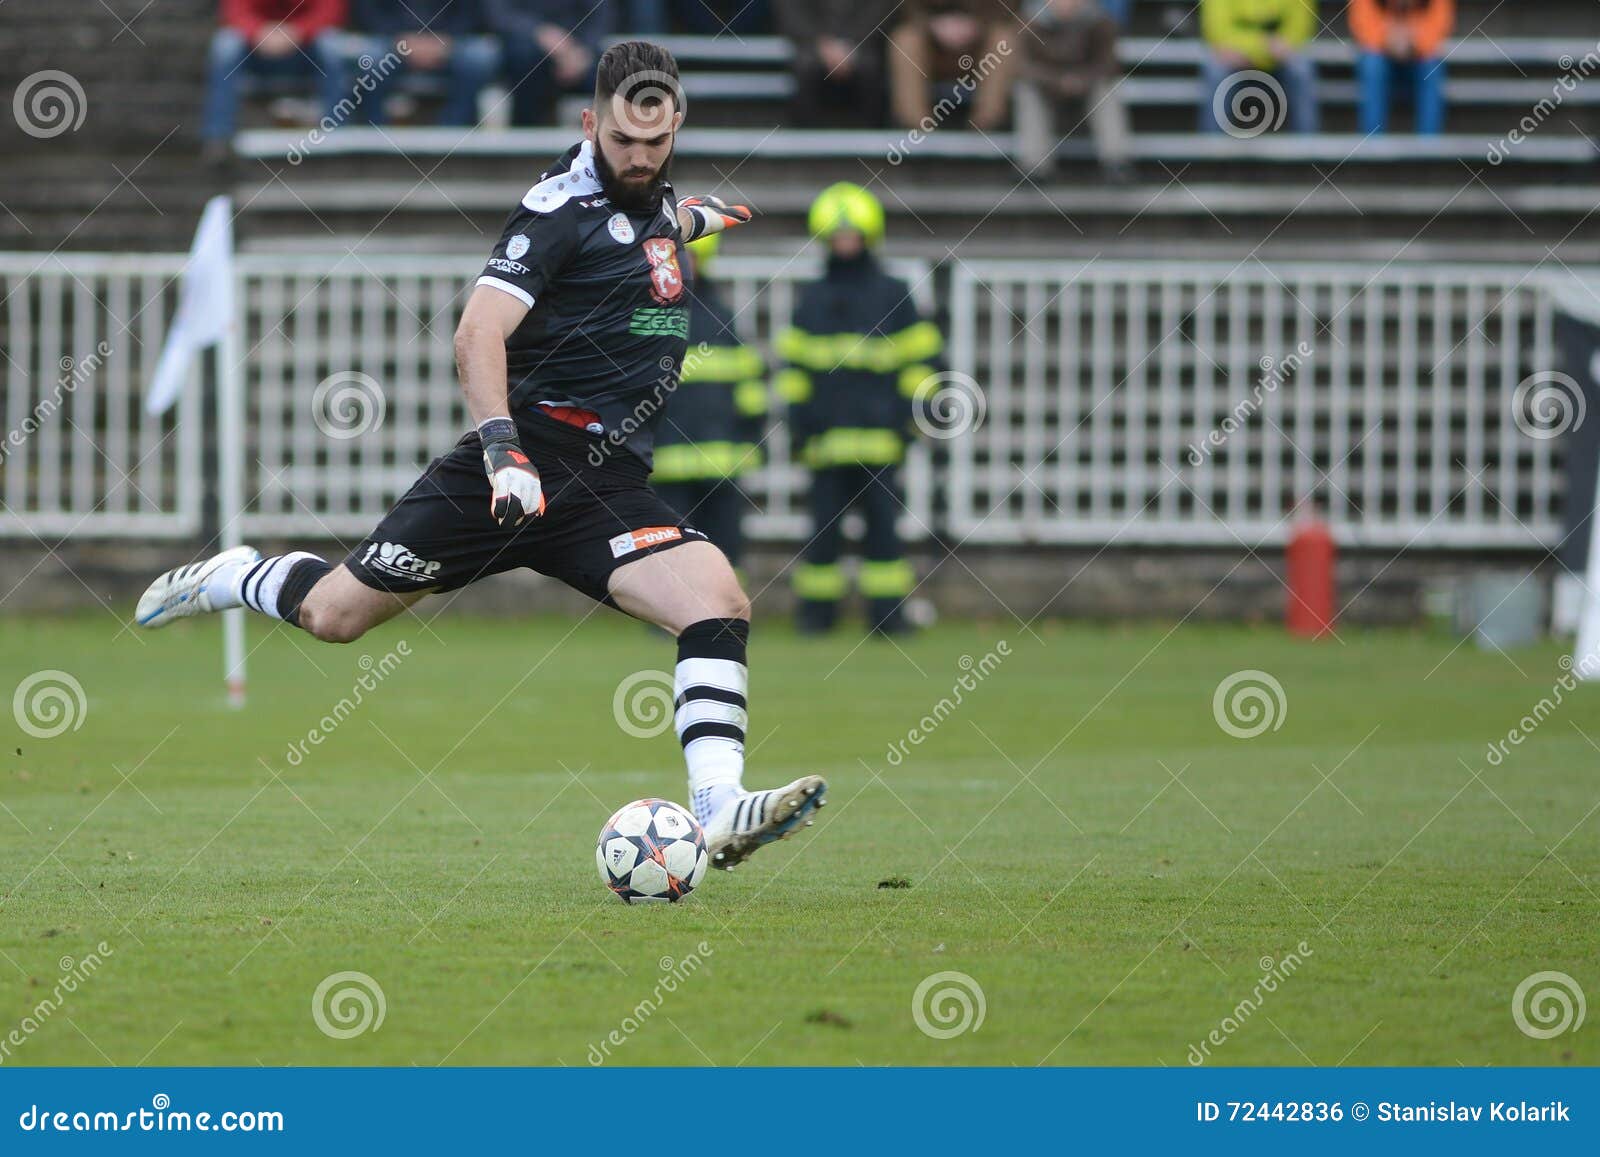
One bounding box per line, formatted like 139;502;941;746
297;601;368;644
292;565;420;643
716;583;752;623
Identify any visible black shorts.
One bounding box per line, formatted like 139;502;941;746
344;412;706;604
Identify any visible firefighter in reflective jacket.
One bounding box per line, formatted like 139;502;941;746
652;232;768;570
777;182;943;635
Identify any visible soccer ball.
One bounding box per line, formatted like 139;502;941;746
596;799;709;903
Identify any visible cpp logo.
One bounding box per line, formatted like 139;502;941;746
362;542;441;580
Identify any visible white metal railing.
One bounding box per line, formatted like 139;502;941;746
0;254;202;538
947;259;1564;547
233;251;934;541
0;252;1578;551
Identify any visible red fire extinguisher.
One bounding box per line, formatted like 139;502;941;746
1286;508;1336;638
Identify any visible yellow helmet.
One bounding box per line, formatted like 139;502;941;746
686;230;720;273
807;182;885;247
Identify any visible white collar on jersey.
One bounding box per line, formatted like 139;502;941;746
520;140;603;212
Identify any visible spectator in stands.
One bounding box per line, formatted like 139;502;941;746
676;0;771;36
1198;0;1319;134
777;0;894;128
889;0;1019;133
485;0;610;126
1350;0;1453;135
343;0;499;126
202;0;348;158
1015;0;1131;182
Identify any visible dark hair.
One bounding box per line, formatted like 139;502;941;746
594;41;682;114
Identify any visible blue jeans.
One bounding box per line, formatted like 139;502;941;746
1199;54;1319;134
201;28;347;141
622;0;669;33
1098;0;1133;25
335;35;500;126
1357;52;1446;134
501;39;597;126
675;0;770;34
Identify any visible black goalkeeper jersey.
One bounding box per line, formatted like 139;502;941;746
475;140;689;466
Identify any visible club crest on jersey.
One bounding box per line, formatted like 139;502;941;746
607;213;635;244
642;237;684;304
506;233;530;261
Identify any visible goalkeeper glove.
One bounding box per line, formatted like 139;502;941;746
479;418;545;526
681;195;753;240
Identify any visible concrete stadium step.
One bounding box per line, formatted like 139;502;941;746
227;122;1597;256
230;169;1600;258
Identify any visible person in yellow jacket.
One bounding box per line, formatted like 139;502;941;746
652;232;768;572
777;183;943;636
1199;0;1319;134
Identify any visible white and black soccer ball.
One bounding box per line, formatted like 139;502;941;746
596;798;709;904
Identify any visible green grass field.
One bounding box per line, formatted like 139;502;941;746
1;612;1595;1067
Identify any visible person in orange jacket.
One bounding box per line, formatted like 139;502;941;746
1350;0;1454;134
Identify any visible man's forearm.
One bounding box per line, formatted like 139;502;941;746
455;329;512;427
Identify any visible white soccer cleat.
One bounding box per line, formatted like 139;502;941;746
134;545;260;629
703;775;828;870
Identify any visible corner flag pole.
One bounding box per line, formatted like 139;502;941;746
144;195;245;707
219;300;247;709
1574;449;1600;679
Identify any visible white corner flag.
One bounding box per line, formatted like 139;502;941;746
145;195;249;708
146;194;235;416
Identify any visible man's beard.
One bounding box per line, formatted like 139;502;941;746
595;141;672;213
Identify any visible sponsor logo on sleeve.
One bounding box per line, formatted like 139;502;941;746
487;257;529;276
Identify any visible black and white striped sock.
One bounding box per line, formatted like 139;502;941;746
675;618;749;825
238;552;330;625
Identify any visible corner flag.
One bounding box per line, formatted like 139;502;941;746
145;195;234;416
